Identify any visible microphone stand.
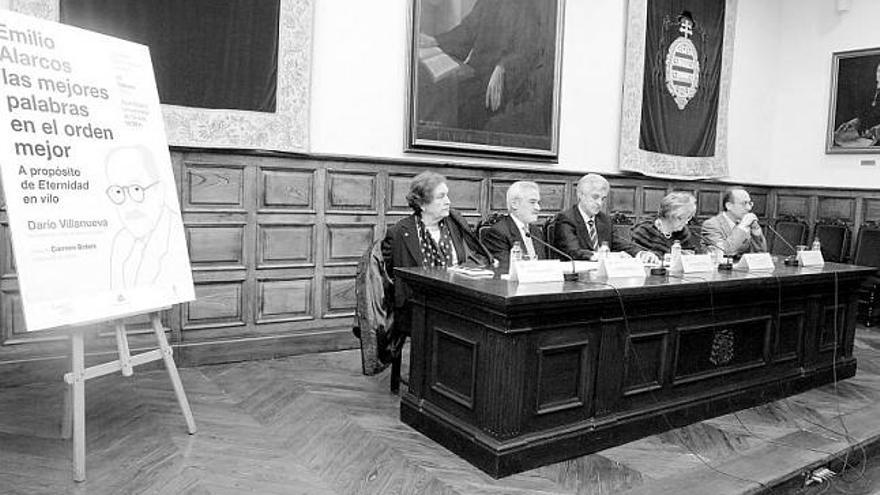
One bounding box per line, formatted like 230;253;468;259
649;263;667;277
763;222;800;266
693;230;733;271
524;232;579;281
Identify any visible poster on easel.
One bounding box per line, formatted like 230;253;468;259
0;10;195;331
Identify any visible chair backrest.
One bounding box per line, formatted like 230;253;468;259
812;222;850;263
543;217;560;259
769;219;808;256
610;212;633;246
687;224;702;243
854;224;880;268
476;212;505;244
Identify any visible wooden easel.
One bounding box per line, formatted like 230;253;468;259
61;311;196;482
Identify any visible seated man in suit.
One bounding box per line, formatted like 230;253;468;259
553;173;625;259
702;187;768;257
482;181;547;271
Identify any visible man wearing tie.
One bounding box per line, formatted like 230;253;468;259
701;187;768;256
482;181;546;271
553;174;623;260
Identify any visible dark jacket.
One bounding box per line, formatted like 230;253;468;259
481;214;547;271
626;219;704;257
553;207;623;260
354;239;396;375
382;210;491;308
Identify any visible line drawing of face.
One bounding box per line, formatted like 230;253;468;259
104;145;166;240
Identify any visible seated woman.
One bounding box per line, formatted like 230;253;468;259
625;191;704;264
382;170;492;311
379;172;492;390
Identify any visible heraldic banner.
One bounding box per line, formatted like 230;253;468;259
619;0;737;179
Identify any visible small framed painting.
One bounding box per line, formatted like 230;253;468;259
827;47;880;153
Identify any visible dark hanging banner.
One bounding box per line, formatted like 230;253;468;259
638;0;725;157
61;0;279;113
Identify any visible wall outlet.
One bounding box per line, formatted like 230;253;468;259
860;159;876;167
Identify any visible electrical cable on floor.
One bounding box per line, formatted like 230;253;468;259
772;272;869;486
584;264;874;493
670;273;844;458
584;279;778;494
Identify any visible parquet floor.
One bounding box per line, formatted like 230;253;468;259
2;328;880;494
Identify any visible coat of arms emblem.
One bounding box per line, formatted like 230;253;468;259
665;11;700;110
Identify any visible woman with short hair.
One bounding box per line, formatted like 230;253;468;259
382;171;492;305
626;191;703;263
377;172;492;390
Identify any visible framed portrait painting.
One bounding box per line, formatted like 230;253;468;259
827;48;880;153
406;0;564;158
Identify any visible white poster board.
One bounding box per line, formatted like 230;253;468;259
0;11;195;330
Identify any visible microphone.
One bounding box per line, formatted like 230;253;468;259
692;230;734;271
450;211;499;269
763;221;800;266
524;231;579;281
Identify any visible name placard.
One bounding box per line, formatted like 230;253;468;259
597;258;646;278
510;260;564;283
680;254;716;273
797;250;825;267
736;252;775;271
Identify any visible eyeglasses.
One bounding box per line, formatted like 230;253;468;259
738;200;754;206
106;181;159;205
673;213;694;223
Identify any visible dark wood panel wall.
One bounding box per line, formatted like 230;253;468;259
1;151;880;385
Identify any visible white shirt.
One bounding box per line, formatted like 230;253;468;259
510;214;537;259
577;205;597;248
724;212;750;233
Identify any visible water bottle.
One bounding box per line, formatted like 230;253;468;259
670;240;682;270
510;241;523;262
597;241;610;261
812;236;821;251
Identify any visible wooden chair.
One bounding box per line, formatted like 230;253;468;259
611;212;633;247
769;217;808;256
812;219;850;263
543;216;560;259
353;239;406;392
687;218;702;248
853;223;880;327
476;212;505;244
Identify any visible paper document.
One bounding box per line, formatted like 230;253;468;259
419;47;472;82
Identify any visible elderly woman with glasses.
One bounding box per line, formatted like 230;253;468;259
625;191;704;264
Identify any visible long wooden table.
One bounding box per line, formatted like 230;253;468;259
396;261;876;478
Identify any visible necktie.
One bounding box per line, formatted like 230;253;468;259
522;227;537;259
588;218;598;250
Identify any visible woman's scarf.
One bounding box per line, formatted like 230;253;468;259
416;215;455;268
